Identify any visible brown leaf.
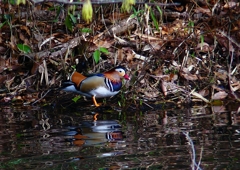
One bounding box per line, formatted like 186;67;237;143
116;49;124;62
180;71;198;81
194;7;211;16
20;25;31;36
223;2;238;8
94;39;114;48
161;80;183;96
212;91;228;100
9;36;18;51
198;89;209;97
214;70;228;81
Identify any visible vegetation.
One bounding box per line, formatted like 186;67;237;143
0;0;239;108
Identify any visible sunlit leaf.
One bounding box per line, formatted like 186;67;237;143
72;95;81;103
81;28;92;33
82;0;93;23
17;44;31;54
121;0;136;13
99;47;109;54
93;49;100;64
16;0;26;5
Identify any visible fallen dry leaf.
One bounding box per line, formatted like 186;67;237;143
212;91;228;100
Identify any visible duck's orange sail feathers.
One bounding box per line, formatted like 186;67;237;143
71;72;87;87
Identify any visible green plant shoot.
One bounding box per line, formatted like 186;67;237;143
17;44;31;54
82;0;93;23
121;0;136;13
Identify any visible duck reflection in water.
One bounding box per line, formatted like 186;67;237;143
64;113;124;146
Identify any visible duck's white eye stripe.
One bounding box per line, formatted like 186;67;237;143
116;69;125;74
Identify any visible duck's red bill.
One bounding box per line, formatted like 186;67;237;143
124;74;130;80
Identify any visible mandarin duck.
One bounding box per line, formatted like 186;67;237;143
61;66;130;107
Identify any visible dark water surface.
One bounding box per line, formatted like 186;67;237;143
1;104;240;170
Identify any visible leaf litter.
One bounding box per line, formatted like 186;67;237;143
0;0;240;108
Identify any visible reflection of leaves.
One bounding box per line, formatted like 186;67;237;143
17;44;31;53
16;133;22;138
9;159;22;165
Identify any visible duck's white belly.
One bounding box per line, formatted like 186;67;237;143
89;86;119;98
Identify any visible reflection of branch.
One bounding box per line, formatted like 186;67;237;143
183;132;203;170
31;0;181;6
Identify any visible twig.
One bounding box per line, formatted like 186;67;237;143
31;89;52;105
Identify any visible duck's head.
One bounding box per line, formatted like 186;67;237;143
114;66;130;80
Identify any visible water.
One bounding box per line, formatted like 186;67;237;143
0;104;240;170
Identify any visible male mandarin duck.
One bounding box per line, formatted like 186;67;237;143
61;66;130;107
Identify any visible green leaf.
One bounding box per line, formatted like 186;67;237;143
53;5;62;22
17;44;31;54
9;0;16;5
4;14;11;20
156;6;163;23
81;28;92;33
65;15;73;32
72;95;81;103
69;13;77;24
99;47;109;54
200;34;204;44
188;20;194;27
150;8;159;31
93;49;100;64
0;21;6;29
